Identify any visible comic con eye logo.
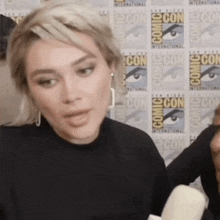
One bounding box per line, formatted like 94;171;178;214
126;67;147;83
171;115;178;121
125;25;145;41
163;24;184;41
201;23;220;41
163;109;184;126
134;73;141;79
201;66;220;82
163;67;183;82
125;109;146;123
201;108;214;128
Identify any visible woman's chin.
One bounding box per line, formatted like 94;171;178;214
56;123;100;145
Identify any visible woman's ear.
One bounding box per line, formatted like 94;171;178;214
26;88;36;107
109;60;116;73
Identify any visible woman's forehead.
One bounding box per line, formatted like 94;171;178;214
25;37;103;76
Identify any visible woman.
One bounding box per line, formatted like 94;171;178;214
0;3;171;220
167;105;220;219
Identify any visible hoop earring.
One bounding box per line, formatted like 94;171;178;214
35;111;41;127
108;88;115;109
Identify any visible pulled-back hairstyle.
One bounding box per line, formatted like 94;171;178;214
7;2;125;126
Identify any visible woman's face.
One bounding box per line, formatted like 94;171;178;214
25;32;114;144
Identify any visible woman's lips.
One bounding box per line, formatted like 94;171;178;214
63;109;91;127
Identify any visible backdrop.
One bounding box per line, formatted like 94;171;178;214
1;0;220;196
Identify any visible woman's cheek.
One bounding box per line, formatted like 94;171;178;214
31;88;58;111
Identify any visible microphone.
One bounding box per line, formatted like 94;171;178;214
161;185;206;220
148;214;161;220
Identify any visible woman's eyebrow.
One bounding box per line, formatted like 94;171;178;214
31;69;56;78
71;53;96;66
30;54;96;77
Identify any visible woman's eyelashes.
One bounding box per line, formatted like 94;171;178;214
36;64;96;88
37;78;58;88
76;64;95;76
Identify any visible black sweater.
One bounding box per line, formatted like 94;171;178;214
0;117;171;220
167;125;220;219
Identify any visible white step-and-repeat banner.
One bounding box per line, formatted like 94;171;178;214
2;0;220;194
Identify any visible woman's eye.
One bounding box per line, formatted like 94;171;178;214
77;66;94;76
37;79;57;88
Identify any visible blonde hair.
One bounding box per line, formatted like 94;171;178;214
7;2;125;126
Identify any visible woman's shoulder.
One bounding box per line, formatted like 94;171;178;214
105;117;156;149
0;124;42;160
1;125;21;139
0;123;37;144
105;118;165;167
106;117;151;138
1;123;35;132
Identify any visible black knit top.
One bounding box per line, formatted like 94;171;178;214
0;117;171;220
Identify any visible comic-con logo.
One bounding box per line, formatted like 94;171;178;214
114;0;146;6
151;12;184;48
190;54;220;90
152;97;185;133
125;55;147;91
124;96;148;132
10;15;25;24
151;52;184;90
154;138;185;166
190;0;220;5
114;11;147;49
190;10;220;48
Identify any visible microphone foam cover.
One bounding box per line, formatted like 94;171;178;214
161;185;206;220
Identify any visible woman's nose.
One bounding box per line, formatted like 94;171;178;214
61;78;82;104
